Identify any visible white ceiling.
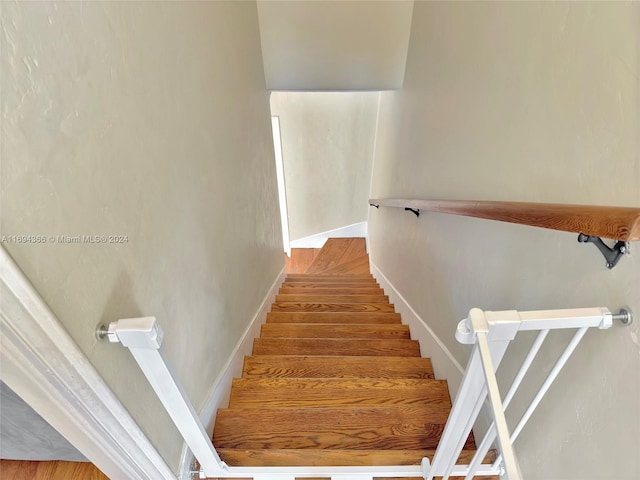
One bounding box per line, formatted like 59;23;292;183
257;1;414;91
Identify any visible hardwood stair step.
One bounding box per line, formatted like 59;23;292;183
260;323;410;339
253;338;421;356
283;279;377;286
285;275;375;283
271;303;395;313
213;405;472;450
340;237;367;260
267;312;402;324
216;448;496;467
314;254;371;275
242;356;435;379
275;294;389;303
279;286;385;295
281;282;380;290
285;248;321;274
287;272;372;277
305;238;359;273
228;378;451;408
287;273;371;277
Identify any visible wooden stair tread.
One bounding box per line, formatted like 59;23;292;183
253;338;421;356
242;356;435;379
276;294;389;303
283;279;378;286
340;237;368;261
267;312;402;324
285;248;321;274
228;378;451;408
287;271;372;277
261;323;410;339
280;286;385;295
286;273;373;277
315;254;371;275
285;276;376;283
281;283;379;290
216;448;496;467
305;238;360;273
271;303;395;313
213;405;470;450
281;283;382;290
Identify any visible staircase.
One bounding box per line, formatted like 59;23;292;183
213;238;496;478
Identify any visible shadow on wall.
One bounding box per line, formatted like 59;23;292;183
0;381;87;462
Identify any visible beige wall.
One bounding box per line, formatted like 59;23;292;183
258;1;413;90
1;1;282;471
271;92;379;241
369;2;639;479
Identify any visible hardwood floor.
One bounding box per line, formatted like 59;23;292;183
284;248;321;273
0;460;107;480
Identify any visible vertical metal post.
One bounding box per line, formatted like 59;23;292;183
426;309;519;480
477;333;522;480
465;329;549;480
98;317;227;478
509;327;589;442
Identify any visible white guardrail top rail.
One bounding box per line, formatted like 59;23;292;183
99;306;631;480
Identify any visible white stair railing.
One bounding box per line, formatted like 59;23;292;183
424;306;630;480
98;317;228;478
100;306;630;480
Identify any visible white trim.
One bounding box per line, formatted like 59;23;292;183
213;463;500;479
179;266;287;479
0;246;176;480
369;261;465;398
272;116;291;256
365;92;383;254
290;221;368;249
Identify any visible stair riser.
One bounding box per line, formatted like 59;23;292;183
276;294;389;303
280;287;384;295
281;282;379;289
267;312;402;324
253;338;421;356
271;303;395;313
242;356;435;379
285;277;376;283
260;324;410;339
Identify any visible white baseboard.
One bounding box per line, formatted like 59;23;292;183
289;222;367;249
370;261;465;399
179;266;286;479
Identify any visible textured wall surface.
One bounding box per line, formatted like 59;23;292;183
0;382;86;461
368;2;639;479
1;1;282;470
271;92;379;240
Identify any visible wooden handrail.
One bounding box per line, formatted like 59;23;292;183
369;198;640;241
